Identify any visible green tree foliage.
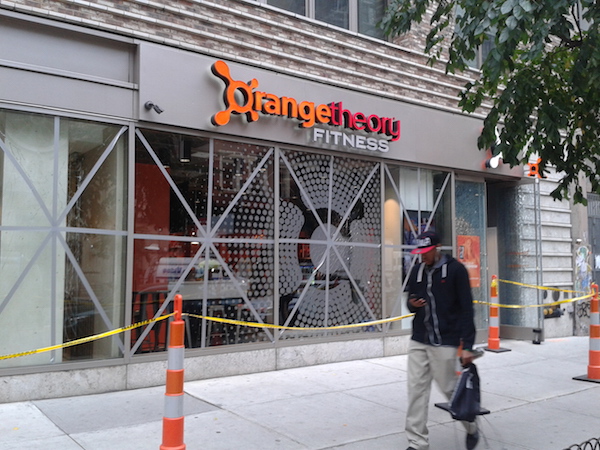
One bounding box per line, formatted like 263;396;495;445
382;0;600;203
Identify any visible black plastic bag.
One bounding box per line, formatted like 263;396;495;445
449;363;481;422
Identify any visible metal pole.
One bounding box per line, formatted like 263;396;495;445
534;178;544;338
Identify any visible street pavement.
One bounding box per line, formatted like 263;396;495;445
1;336;599;449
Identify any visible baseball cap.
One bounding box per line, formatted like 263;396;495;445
410;231;440;254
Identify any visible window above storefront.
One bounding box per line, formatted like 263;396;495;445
263;0;387;39
454;6;496;70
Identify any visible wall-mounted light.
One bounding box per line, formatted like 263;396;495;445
485;154;502;169
482;126;502;169
144;101;164;114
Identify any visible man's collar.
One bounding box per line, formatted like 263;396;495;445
426;253;449;269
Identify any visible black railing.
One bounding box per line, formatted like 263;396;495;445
565;438;600;450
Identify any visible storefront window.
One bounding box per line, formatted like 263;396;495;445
0;110;486;367
0;110;127;368
383;165;452;330
278;150;381;338
455;180;486;329
133;131;275;350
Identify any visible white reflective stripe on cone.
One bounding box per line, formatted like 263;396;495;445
164;394;184;419
168;347;185;370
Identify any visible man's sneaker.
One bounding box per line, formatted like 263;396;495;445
466;430;479;449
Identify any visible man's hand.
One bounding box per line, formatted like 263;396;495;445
408;297;427;308
460;349;476;366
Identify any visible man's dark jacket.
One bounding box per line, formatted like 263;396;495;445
407;254;476;350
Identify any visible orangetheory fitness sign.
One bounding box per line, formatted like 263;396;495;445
211;60;400;153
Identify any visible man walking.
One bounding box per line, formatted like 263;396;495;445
405;231;479;450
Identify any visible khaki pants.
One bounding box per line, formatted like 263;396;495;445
405;340;477;450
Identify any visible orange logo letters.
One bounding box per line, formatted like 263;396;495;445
211;60;401;141
527;158;543;178
211;60;259;126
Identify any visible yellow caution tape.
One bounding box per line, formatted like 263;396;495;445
3;276;594;360
497;279;586;294
184;312;415;331
0;313;174;361
0;312;416;360
474;292;593;309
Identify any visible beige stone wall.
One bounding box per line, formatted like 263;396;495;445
0;0;483;115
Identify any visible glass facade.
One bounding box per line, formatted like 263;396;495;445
0;110;127;368
0;108;488;369
133;131;275;350
383;167;452;330
278;149;381;339
455;180;487;329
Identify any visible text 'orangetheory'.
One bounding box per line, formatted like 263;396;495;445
211;60;401;142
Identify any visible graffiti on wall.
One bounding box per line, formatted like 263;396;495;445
575;244;592;334
576;245;592;293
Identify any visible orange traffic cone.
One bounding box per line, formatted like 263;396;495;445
161;294;186;450
484;275;510;353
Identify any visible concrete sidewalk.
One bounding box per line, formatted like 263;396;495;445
1;336;599;450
